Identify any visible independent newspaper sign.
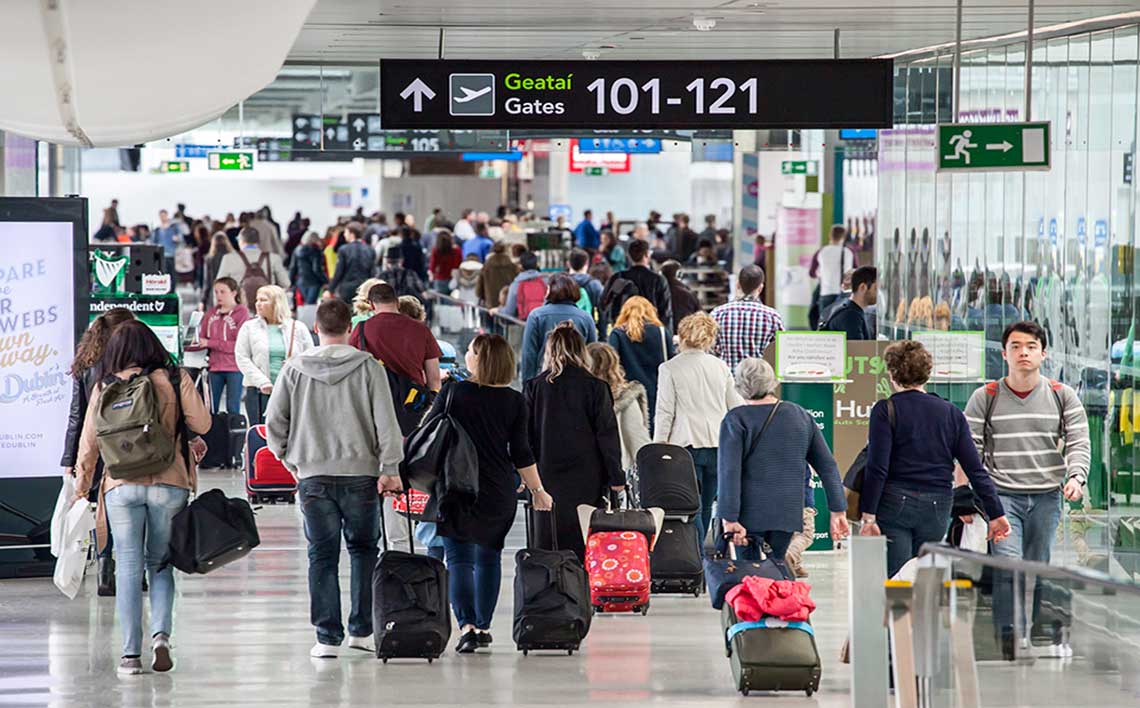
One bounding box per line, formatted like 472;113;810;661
379;59;894;130
936;122;1051;172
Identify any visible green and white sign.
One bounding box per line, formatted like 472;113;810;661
775;331;847;381
583;165;608;176
936;122;1050;172
207;151;254;171
90;249;128;295
913;330;985;380
89;294;183;362
781;160;817;175
160;160;189;173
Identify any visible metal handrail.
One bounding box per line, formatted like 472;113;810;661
917;541;1140;596
422;290;527;327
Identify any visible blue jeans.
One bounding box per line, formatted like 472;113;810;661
736;530;794;579
688;447;718;542
991;489;1063;634
209;371;243;414
876;485;952;579
244;387;270;425
299;476;381;645
300;285;322;305
432;280;451;295
441;538;502;630
104;484;189;657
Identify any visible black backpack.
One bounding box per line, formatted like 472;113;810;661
600;273;641;327
165;489;260;574
353;321;432;436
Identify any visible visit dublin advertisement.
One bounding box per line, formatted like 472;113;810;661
0;221;76;477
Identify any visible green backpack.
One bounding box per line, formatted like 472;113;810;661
95;369;186;481
575;283;594;318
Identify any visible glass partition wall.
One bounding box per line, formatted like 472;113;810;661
878;26;1140;579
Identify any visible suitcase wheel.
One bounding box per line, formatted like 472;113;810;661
805;688;813;697
381;657;388;664
638;605;649;616
427;658;433;664
567;649;574;656
592;606;601;615
288;495;296;505
522;650;528;656
742;689;749;696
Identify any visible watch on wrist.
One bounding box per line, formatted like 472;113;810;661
530;486;544;495
861;515;877;524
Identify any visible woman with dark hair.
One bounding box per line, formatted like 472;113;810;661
660;260;700;332
61;307;136;596
430;334;552;653
203;232;234;309
525;322;623;562
519;273;598;382
189;277;250;415
860;341;1009;577
599;229;628;272
429;231;462;295
190;223;210;291
289;232;330;305
74;321;211;676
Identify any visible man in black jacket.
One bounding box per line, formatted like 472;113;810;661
822;266;877;340
328;222;376;302
601;239;672;330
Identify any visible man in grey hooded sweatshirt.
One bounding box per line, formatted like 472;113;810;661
265;299;404;660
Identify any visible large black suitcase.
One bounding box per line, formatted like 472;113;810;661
636;444;699;517
514;505;592;655
373;495;450;663
721;604;821;697
200;412;247;469
166;489;260;574
650;518;703;596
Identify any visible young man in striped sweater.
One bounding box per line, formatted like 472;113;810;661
964;320;1089;660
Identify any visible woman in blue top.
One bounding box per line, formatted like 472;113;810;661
608;296;675;434
717;358;849;574
859;340;1010;577
519;274;597;382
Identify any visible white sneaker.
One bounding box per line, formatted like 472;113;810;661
117;657;143;676
152;635;173;672
310;642;338;659
347;635;375;653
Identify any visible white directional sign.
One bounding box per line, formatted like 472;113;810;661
399;78;436;113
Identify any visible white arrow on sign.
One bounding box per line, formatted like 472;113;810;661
352;118;366;131
399;78;436;112
985;141;1013;152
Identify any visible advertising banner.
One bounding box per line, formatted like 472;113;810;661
0;221;77;478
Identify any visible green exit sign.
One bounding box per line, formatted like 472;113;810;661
781;160;817;175
161;161;189;173
583;166;608;176
937;122;1051;172
208;151;254;171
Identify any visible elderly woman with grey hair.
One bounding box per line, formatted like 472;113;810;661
716;358;850;573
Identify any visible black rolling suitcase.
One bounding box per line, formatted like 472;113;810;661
514;504;592;655
636;444;700;517
373;492;450;663
200;412;247;469
721;603;822;697
650;518;704;596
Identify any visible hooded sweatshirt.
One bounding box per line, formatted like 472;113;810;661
265;344;403;480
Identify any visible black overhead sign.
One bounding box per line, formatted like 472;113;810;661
379;59;893;130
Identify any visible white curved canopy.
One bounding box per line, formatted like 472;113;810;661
0;0;317;147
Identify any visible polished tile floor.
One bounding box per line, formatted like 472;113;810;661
3;469;1139;707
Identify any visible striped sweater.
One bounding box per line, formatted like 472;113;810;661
964;378;1090;493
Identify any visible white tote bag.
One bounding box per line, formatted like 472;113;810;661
53;499;95;599
50;476;77;558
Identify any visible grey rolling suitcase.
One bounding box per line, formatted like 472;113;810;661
721;603;821;697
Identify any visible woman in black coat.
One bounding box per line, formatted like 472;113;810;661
525;322;625;562
289;232;330;304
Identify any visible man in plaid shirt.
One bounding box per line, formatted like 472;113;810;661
711;265;784;372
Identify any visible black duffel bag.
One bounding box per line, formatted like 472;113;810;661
166;489;260;574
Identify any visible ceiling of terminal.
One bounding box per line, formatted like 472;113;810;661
288;0;1140;62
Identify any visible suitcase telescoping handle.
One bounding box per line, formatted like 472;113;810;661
380;487;417;555
525;499;559;551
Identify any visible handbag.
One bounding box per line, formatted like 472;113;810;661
703;532;787;610
166;489;260;574
401;384;479;508
53;497;94;599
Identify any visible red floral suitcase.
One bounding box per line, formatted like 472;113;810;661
586;531;651;615
244;424;297;504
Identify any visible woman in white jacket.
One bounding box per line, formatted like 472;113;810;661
586;342;650;501
235;284;314;424
653;312;743;540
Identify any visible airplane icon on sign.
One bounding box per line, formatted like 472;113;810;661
454;86;493;103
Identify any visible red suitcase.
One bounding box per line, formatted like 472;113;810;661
244;424;297;504
586;531;651;615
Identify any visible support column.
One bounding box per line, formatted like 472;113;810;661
850;536;889;708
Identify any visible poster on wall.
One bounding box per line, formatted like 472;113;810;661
0;221;77;478
775;206;820;310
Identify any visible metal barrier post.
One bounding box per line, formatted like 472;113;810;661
948;579;981;708
850;536;889;708
886;580;918;708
